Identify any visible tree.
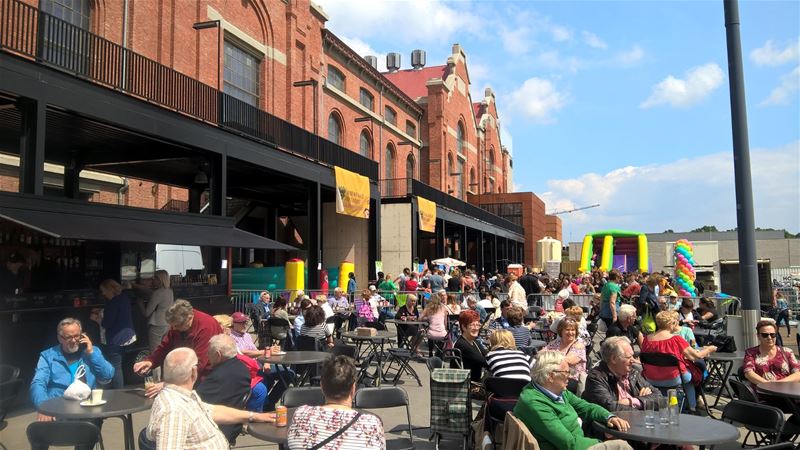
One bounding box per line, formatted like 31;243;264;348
663;229;674;233
691;225;719;232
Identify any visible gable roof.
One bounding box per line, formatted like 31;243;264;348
382;65;449;100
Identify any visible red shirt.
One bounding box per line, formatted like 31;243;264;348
146;309;223;378
641;335;690;381
405;279;419;291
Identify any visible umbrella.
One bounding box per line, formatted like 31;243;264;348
432;257;466;267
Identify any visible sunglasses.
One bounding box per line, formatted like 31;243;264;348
759;333;776;339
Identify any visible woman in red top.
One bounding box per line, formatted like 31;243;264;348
640;310;717;413
404;272;419;292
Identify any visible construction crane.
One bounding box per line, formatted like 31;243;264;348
547;203;600;215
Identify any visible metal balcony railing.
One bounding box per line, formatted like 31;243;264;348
0;0;378;180
379;177;525;235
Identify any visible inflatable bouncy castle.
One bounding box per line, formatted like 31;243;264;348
579;230;649;273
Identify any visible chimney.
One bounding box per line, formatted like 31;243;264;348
364;55;378;70
386;52;401;72
411;49;426;70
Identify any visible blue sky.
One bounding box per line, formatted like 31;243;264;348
316;0;799;242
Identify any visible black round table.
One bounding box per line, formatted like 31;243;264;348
705;351;746;408
38;389;153;450
593;410;739;449
341;330;396;386
260;351;331;388
248;407;296;450
757;381;800;400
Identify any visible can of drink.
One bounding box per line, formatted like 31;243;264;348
275;405;288;427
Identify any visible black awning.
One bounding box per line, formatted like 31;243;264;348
0;192;295;250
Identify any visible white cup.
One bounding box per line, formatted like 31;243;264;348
90;389;103;404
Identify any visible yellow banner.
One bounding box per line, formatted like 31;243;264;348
417;196;436;232
334;166;370;219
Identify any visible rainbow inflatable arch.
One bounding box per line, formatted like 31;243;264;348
579;230;649;273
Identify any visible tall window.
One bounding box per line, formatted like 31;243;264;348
469;168;476;193
384;106;397;126
359;88;374;111
40;0;91;73
359;130;371;158
406;154;415;180
457;159;465;199
456;122;466;155
488;149;495;170
405;121;417;139
489;178;495;193
447;153;454;194
224;40;260;106
328;113;342;145
327;66;345;91
385;144;395;196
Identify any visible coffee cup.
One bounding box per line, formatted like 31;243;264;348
90;389;103;404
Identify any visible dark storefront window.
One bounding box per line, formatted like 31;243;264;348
479;202;523;226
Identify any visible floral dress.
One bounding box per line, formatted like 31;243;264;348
545;338;587;380
287;405;385;450
743;346;800;382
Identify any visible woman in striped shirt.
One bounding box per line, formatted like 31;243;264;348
486;330;534;382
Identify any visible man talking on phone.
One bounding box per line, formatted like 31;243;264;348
30;318;114;421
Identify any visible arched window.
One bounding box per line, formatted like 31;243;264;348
385;144;396;196
328;113;342;145
456;122;466;155
406;154;415;180
359;130;372;158
327;66;345;91
488;149;495;170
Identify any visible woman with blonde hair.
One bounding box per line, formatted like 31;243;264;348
137;270;174;355
445;294;462;315
421;294;448;356
486;329;534;381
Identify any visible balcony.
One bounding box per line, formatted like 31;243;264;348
0;0;378;180
380;177;524;235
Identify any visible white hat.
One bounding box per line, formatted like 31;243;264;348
369;285;377;291
557;290;570;299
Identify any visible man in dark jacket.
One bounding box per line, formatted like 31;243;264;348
582;336;660;411
518;268;540;298
197;334;252;443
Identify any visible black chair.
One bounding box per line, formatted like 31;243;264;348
325;315;341;339
354;387;414;450
527;306;543;318
728;378;760;403
267;317;292;349
138;428;157;450
484;377;528;449
330;340;358;359
426;356;444;372
639;352;711;416
27;421;101;450
443;348;463;369
295;335;326;385
754;443;794;450
722;400;785;447
384;327;425;386
282;387;325;408
0;366;22;450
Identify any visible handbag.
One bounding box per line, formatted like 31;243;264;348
308;412;362;450
710;335;736;353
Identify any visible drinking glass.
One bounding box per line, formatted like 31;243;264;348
668;389;681;426
644;399;656;429
658;397;670;425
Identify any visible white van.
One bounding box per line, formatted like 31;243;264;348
154;244;205;276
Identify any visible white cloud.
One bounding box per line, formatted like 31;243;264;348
582;31;607;50
316;0;479;45
551;25;572;42
616;45;644;65
640;63;724;109
500;26;532;55
506;77;567;124
750;39;800;66
339;36;387;72
760;66;800;106
468;62;491;100
540;141;800;242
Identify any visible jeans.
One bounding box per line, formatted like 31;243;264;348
103;344;124;389
246;383;267;412
260;366;294;411
776;310;791;334
650;372;696;409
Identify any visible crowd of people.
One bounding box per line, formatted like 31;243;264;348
23;264;800;449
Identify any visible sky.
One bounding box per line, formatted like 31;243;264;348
315;0;800;243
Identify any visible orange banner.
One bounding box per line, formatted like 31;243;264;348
334;166;370;219
417;196;436;232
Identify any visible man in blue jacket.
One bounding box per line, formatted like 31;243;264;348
30;318;114;421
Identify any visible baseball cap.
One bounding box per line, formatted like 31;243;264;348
231;312;248;323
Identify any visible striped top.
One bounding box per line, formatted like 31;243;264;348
486;349;534;382
509;325;532;348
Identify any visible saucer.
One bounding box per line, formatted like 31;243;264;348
272;351;287;356
80;399;107;406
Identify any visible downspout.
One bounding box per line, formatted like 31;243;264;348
378;86;384;175
117;177;129;205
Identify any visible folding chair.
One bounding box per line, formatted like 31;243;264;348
728;378;760;403
282;387;325;408
384;327;425;386
722;400;785;447
267;317;292;349
639;352;711;416
27;421;101;450
443;348;463;369
355;387;414;450
484;377;528;449
426;356;444;372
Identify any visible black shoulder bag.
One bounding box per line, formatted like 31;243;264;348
308;412;362;450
